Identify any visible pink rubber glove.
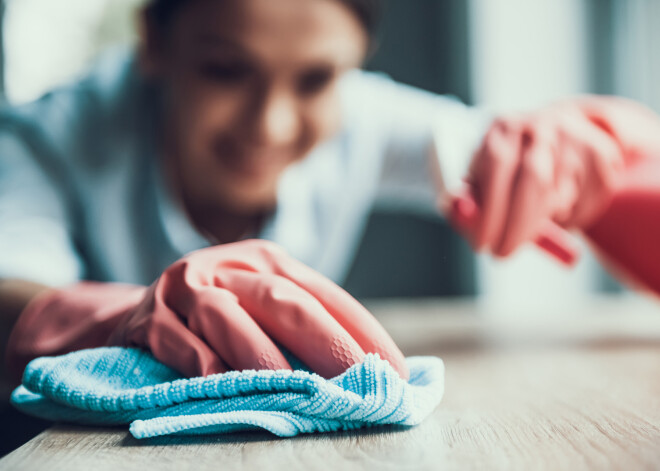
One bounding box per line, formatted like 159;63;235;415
459;96;660;257
6;240;409;381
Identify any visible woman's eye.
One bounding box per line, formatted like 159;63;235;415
198;63;250;84
297;69;333;96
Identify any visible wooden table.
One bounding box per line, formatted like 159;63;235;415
2;296;660;470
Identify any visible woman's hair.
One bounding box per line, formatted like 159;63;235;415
145;0;383;39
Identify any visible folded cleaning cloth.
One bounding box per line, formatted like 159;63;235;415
10;347;444;439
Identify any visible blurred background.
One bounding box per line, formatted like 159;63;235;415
1;0;658;311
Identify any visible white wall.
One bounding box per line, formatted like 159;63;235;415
3;0;142;104
469;0;590;111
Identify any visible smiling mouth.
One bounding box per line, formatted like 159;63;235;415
217;151;284;179
211;137;296;178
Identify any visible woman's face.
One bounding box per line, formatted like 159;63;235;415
142;0;369;214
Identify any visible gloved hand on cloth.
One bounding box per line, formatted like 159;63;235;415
6;239;409;381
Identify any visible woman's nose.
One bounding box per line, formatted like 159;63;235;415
247;89;301;148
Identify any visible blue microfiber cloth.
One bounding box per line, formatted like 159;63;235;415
10;347;444;439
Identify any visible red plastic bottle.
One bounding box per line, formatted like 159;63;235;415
584;159;660;295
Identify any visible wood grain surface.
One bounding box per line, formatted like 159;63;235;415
2;296;660;471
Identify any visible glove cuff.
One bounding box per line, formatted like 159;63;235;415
5;281;146;381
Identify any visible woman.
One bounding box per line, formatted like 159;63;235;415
2;0;659;383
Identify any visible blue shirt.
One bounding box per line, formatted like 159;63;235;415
0;48;488;287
